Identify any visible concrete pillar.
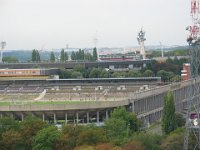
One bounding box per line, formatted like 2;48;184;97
87;112;89;124
54;112;57;124
65;112;68;124
10;113;14;118
97;111;99;124
0;113;3;118
31;112;34;117
106;110;109;120
76;112;79;124
132;102;135;112
42;112;45;122
21;113;24;121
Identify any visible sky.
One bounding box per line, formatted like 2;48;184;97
0;0;191;50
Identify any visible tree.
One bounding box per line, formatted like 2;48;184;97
61;49;65;62
32;126;60;150
59;69;72;79
142;69;154;77
55;125;84;150
84;53;93;61
105;107;141;145
65;52;69;61
20;116;46;149
50;51;55;62
133;132;162;150
77;126;107;145
71;51;76;60
105;118;127;145
0;117;19;139
71;71;83;78
160;129;184;150
162;91;177;135
35;50;40;62
93;47;98;61
1;130;21;150
89;68;102;78
32;49;36;62
123;141;144;150
2;57;18;63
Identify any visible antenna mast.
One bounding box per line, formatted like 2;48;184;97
137;28;146;59
184;0;200;149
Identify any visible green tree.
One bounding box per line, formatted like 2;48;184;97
0;117;19;139
71;71;83;78
160;129;184;150
142;69;154;77
105;107;140;145
93;47;98;61
35;50;40;62
32;126;60;150
77;126;107;145
61;49;65;62
2;57;18;63
84;53;93;61
50;51;55;62
55;125;84;150
32;49;36;62
71;51;76;60
20;116;46;149
59;69;72;79
133;132;162;150
105;118;127;145
162;91;177;135
89;68;102;78
65;52;69;61
1;130;21;150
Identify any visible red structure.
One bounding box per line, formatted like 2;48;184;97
181;63;191;81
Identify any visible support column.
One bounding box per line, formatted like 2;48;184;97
0;113;3;118
97;111;99;124
132;102;135;112
76;112;79;124
21;113;24;121
31;112;34;117
54;112;57;124
65;112;68;124
42;112;45;122
106;110;109;120
10;112;13;118
87;112;89;124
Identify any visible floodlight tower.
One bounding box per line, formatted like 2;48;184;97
0;41;6;63
184;0;200;149
137;28;146;59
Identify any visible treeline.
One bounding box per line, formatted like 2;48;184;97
31;48;98;62
146;49;189;58
59;56;189;82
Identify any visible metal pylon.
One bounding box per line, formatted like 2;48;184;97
184;44;200;150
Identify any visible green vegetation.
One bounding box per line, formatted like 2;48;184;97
50;51;55;62
2;57;18;63
161;91;177;135
58;56;187;82
0;107;189;150
31;49;41;62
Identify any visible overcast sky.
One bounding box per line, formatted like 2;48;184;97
0;0;191;50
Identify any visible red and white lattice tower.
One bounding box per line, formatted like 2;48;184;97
184;1;200;150
187;0;200;44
